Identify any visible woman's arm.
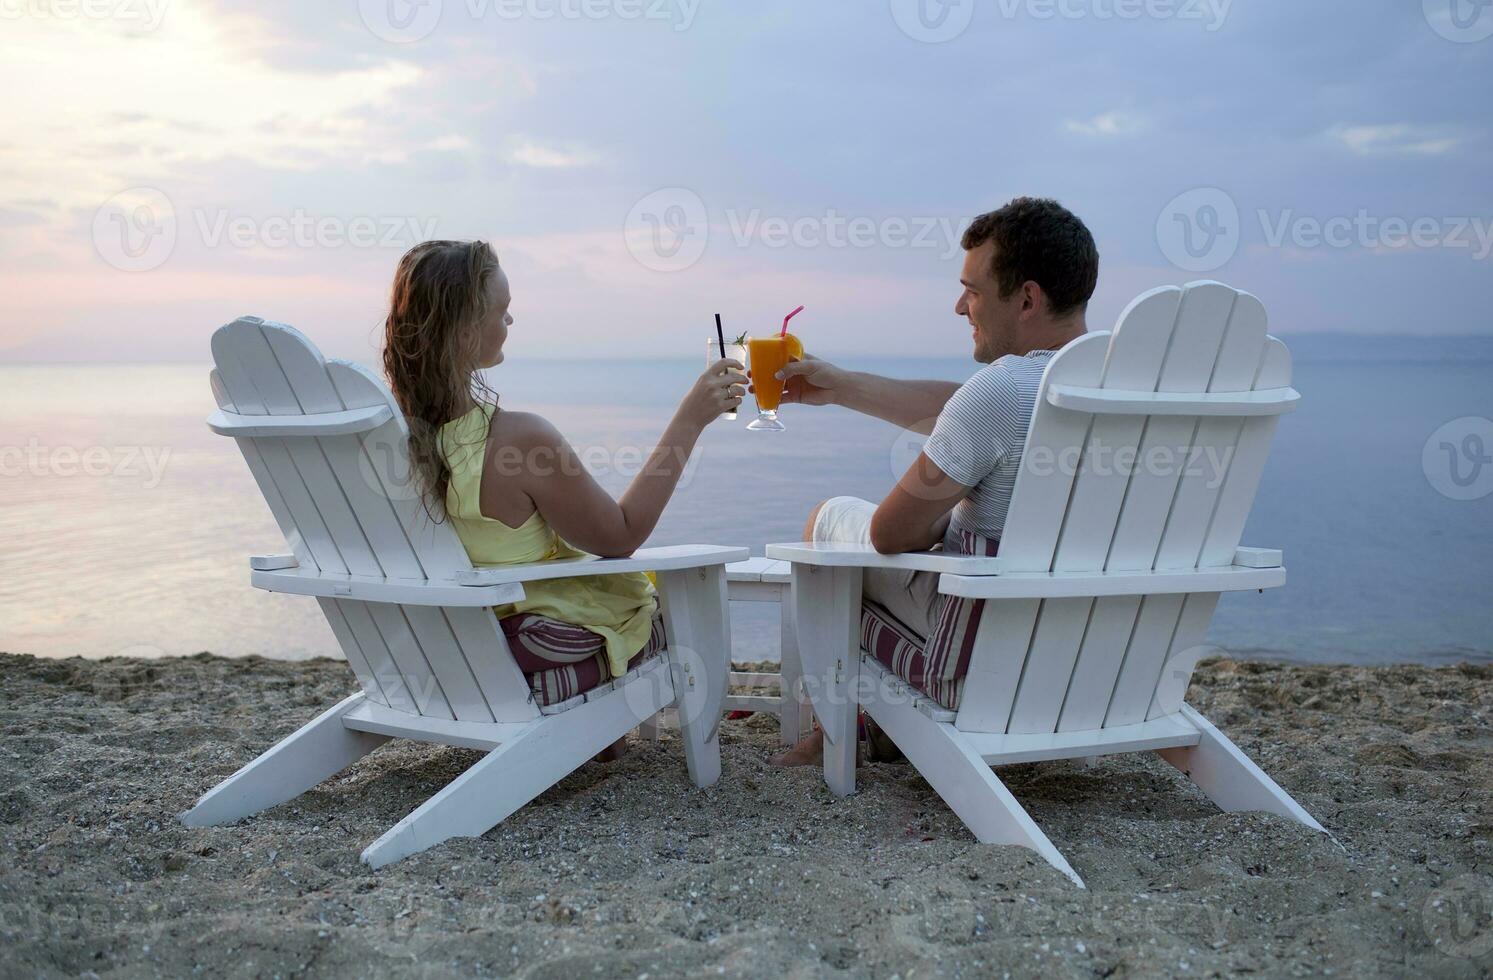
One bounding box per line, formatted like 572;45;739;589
485;360;746;558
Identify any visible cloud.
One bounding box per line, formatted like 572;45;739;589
1327;124;1461;157
1063;110;1148;138
0;10;423;212
507;140;601;169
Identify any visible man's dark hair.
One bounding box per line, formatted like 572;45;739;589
961;198;1098;318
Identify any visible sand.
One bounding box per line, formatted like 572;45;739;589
1;651;1490;979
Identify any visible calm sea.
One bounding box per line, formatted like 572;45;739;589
2;337;1490;666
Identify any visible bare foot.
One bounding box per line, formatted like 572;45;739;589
768;730;824;767
592;736;628;763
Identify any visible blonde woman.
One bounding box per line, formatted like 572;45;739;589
383;240;746;759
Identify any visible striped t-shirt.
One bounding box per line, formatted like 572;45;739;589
924;349;1057;553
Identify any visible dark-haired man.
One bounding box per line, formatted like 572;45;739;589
765;197;1099;766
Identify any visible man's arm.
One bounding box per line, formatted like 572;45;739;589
869;452;973;553
771;355;959;433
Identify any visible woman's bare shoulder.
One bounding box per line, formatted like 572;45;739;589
485;407;563;448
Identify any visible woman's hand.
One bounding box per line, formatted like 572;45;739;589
680;358;748;429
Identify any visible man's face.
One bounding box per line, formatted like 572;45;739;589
954;240;1021;363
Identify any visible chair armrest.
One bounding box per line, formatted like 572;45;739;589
937;564;1285;600
250;554;299;571
1232;546;1282;568
453;544;750;586
765;541;1003;575
252;566;525;606
207;404;392;438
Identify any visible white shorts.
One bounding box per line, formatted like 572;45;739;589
811;496;941;640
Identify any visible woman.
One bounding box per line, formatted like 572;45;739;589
382;240;746;756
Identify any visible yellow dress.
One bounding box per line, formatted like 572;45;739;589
440;404;658;678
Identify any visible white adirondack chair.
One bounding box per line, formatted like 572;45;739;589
767;281;1324;888
181;316;746;867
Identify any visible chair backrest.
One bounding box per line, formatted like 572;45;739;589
210;316;538;724
955;281;1293;735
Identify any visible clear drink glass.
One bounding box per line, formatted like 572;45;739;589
707;339;747;421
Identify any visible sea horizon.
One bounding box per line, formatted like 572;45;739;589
2;339;1490;667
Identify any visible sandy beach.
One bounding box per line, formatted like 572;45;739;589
1;651;1489;978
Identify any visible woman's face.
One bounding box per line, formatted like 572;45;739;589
475;264;512;369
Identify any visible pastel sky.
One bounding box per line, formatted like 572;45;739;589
1;0;1488;363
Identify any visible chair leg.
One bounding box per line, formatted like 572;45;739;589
822;651;860;797
1157;705;1325;832
655;566;730;789
865;697;1085;888
181;693;388;827
638;713;661;741
778;594;808;745
791;564;864;794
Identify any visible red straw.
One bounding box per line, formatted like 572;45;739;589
780;305;804;337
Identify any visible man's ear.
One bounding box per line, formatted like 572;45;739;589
1020;280;1042;317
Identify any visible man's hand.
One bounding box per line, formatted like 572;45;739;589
748;353;844;406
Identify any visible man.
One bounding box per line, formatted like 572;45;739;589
765;196;1099;766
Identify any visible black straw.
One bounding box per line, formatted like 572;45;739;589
714;313;726;359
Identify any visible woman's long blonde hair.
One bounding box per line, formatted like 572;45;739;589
382;239;501;519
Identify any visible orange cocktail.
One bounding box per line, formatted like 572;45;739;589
748;336;789;410
746;335;791;431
